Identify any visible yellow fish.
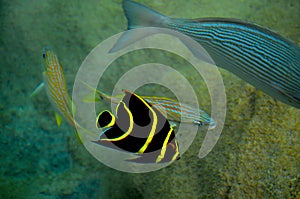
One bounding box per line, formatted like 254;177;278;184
41;47;75;127
31;47;86;143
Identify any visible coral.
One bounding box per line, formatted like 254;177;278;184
0;177;31;199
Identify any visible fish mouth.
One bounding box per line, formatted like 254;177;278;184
192;118;216;130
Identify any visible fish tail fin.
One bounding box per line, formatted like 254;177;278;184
109;1;169;53
123;0;167;29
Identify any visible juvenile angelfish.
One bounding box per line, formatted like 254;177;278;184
112;0;300;109
94;90;180;163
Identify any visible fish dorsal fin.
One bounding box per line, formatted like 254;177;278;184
109;0;168;53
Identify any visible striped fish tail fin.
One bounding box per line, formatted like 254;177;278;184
110;0;169;53
123;0;167;29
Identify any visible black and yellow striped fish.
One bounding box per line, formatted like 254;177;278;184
93;90;180;163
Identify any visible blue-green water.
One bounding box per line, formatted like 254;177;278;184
1;0;299;198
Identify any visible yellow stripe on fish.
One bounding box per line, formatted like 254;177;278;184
94;90;180;163
133;90;158;154
96;110;116;129
99;102;134;142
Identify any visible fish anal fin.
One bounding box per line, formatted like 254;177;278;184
272;82;300;103
80;80;117;103
69;99;76;115
126;151;160;164
92;139;128;153
74;130;83;145
82;94;101;103
55;112;63;127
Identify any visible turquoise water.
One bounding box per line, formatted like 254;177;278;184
1;0;299;198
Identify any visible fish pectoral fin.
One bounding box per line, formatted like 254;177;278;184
80;80;102;103
80;80;112;103
30;82;44;97
69;99;76;115
82;94;101;103
55;112;63;127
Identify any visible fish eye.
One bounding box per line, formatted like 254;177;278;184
42;52;46;58
193;120;203;126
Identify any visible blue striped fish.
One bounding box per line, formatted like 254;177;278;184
112;0;300;109
141;96;214;128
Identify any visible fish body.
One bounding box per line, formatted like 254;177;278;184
83;82;215;129
116;0;300;109
94;90;180;163
142;96;214;127
40;48;96;143
42;47;75;127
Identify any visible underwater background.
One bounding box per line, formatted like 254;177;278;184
1;0;299;198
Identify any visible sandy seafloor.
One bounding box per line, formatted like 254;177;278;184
0;0;300;198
